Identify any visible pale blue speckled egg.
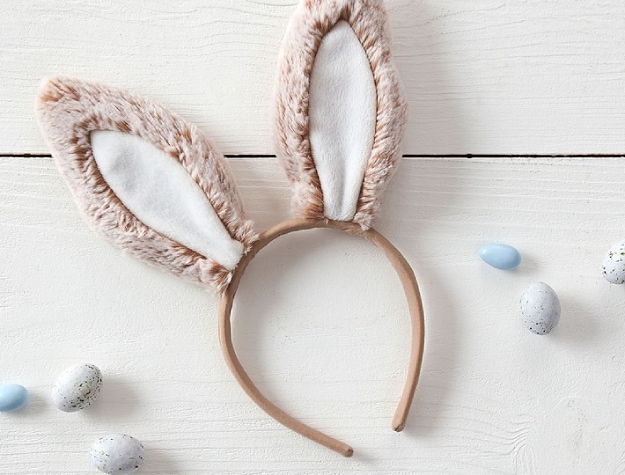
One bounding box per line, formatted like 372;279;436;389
602;239;625;284
90;434;145;475
520;282;561;335
51;363;103;412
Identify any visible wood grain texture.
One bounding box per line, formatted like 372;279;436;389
2;0;625;155
1;156;625;473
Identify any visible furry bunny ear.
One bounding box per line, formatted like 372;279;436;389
36;77;256;293
275;0;407;228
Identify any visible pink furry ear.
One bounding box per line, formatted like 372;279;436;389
36;77;256;293
275;0;408;228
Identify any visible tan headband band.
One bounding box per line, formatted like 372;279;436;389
219;218;425;456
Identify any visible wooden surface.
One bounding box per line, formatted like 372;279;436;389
2;0;625;155
3;0;625;474
2;157;625;473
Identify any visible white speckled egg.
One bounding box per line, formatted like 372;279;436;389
520;282;561;335
51;363;103;412
90;433;145;475
602;239;625;284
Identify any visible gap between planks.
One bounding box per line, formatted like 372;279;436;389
1;153;625;159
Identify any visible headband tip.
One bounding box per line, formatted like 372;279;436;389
392;421;406;432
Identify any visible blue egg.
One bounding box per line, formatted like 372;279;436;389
479;243;521;270
0;384;28;412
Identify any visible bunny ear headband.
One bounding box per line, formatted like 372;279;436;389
35;0;424;457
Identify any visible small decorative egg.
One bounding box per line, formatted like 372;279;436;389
479;243;521;270
602;239;625;284
0;384;28;412
51;363;103;412
520;282;561;335
90;433;145;475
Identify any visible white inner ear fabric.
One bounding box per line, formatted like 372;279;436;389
309;20;377;221
91;130;243;269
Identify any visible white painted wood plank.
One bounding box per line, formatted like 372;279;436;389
1;156;625;473
2;0;625;155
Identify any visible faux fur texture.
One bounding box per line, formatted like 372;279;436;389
36;77;257;293
274;0;408;229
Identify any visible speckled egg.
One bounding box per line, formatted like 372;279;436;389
51;363;103;412
602;239;625;284
0;384;28;412
90;434;145;475
520;282;561;335
479;243;521;270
